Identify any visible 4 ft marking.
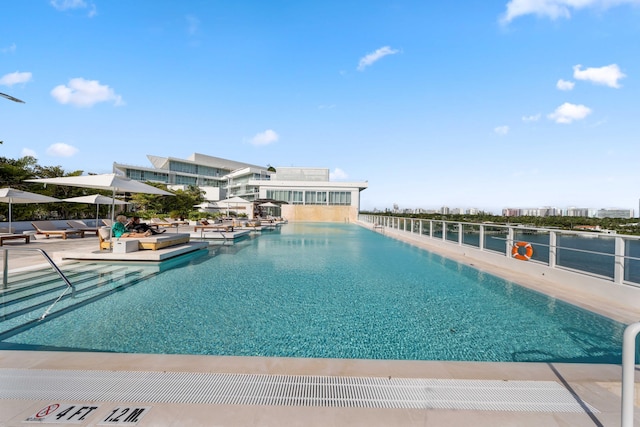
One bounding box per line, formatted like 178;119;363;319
25;403;99;424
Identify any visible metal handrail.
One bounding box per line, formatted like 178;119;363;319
1;246;75;297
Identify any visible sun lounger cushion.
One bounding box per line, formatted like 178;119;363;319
98;227;112;250
134;233;190;250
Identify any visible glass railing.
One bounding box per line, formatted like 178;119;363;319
359;214;640;286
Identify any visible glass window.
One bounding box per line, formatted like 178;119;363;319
328;191;350;205
305;191;316;204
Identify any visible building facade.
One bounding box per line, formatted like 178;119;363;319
113;153;368;222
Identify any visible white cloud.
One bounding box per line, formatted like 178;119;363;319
573;64;626;88
186;15;200;35
0;71;32;86
330;168;349;180
50;0;86;10
51;78;124;107
500;0;640;24
46;143;78;157
51;0;97;17
357;46;399;71
87;3;97;17
548;102;592;124
1;43;16;54
250;129;279;146
522;113;541;122
494;125;510;135
556;79;575;91
21;148;37;158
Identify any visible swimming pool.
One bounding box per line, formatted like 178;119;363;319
2;223;626;363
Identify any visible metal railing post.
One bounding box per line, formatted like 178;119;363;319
2;248;7;290
615;237;625;285
622;322;640;427
549;231;557;268
506;227;514;258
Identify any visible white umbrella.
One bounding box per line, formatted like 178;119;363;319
193;202;218;209
259;201;279;217
25;173;174;230
0;187;59;232
219;196;250;216
63;194;129;226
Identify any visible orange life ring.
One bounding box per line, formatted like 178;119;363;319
511;241;533;261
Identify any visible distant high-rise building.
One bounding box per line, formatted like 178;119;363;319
597;208;634;219
566;207;589;217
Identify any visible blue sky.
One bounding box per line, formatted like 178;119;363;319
1;0;639;214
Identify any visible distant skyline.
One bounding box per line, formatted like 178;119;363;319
2;1;639;213
375;204;636;216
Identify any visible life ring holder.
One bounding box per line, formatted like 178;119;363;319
512;241;533;261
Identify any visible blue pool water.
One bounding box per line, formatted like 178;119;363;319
4;223;626;362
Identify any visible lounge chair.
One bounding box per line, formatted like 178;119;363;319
0;227;30;246
67;220;99;235
101;219;112;227
164;217;189;225
31;221;85;240
193;219;233;232
150;218;179;228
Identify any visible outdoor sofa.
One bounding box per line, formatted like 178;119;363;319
98;227;190;251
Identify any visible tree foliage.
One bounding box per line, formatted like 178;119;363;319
0;156;204;222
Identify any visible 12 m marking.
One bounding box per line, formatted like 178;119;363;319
99;406;151;425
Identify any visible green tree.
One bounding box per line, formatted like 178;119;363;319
0;156;38;187
164;185;204;219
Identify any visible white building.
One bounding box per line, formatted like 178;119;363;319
114;153;367;222
597;208;634;219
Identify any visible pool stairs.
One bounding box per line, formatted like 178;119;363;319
0;262;158;342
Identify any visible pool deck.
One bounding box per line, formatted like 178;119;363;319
1;226;640;426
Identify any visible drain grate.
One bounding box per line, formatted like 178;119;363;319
0;369;598;413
